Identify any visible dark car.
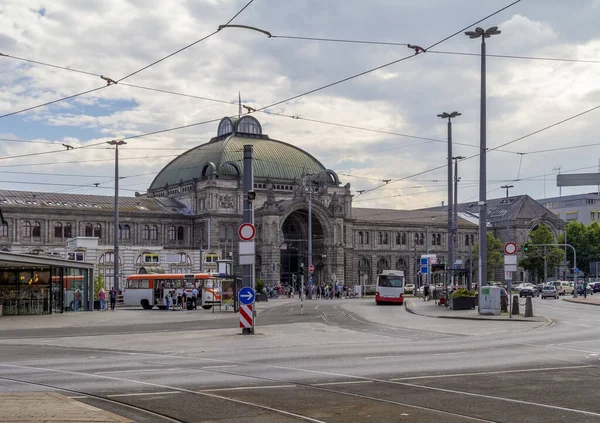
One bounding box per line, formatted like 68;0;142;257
519;286;539;297
576;285;593;295
592;283;600;293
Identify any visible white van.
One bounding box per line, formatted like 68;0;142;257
375;270;405;305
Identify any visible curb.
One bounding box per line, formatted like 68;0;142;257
562;298;600;307
405;300;552;326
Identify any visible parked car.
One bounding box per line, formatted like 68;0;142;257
591;282;600;293
519;286;539;297
550;281;573;296
515;283;535;292
576;284;593;296
541;285;559;299
404;284;415;294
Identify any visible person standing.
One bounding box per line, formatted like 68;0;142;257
192;287;199;310
98;288;106;311
73;289;81;312
583;280;588;299
109;288;117;311
165;291;170;311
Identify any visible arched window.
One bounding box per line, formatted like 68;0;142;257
383;232;388;245
471;234;475;246
465;234;470;246
377;232;383;244
54;222;63;238
219;224;227;242
414;233;419;245
94;224;102;238
419;233;424;245
237;117;262;135
85;223;93;237
217;118;232;136
120;224;130;240
0;222;7;237
395;233;401;245
431;233;436;245
64;223;72;238
436;234;441;246
358;232;364;244
177;226;184;241
377;258;389;274
365;232;370;245
150;225;158;240
168;226;176;241
142;225;150;240
401;233;406;245
358;257;370;269
396;258;407;271
32;222;41;238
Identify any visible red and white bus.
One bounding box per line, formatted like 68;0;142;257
375;270;405;305
123;273;221;310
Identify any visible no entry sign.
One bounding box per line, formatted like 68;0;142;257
504;242;517;255
238;223;256;241
308;264;314;273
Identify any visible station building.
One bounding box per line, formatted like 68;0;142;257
0;116;479;314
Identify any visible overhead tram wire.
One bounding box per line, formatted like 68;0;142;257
115;0;254;83
0;1;254;119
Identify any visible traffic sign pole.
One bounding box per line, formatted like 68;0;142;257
238;287;255;334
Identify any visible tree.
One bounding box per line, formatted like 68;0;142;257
94;274;104;300
519;224;563;282
560;221;600;276
255;278;266;293
472;232;504;281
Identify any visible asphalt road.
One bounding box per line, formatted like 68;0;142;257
1;296;599;422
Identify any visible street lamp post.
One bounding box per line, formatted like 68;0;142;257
453;156;465;286
465;26;501;293
500;185;514;243
438;112;461;286
107;140;126;292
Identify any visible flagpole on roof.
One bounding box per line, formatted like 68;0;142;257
238;92;241;118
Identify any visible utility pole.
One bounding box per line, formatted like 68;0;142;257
453;156;465;286
466;26;501;297
242;145;255;334
305;175;312;314
107;140;126;291
438;112;461;288
553;166;562;197
544;246;547;285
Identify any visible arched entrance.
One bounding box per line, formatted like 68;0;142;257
280;208;327;288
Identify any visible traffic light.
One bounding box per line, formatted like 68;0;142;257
299;266;304;276
523;243;529;252
247;191;256;203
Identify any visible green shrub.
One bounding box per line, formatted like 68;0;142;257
450;288;476;298
255;278;265;293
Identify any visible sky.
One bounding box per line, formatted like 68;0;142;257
1;0;600;210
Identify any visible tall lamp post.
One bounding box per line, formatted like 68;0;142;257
107;140;126;291
465;26;501;292
437;111;461;284
500;184;514;242
453;156;465;285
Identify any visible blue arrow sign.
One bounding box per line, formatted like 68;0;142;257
238;287;255;305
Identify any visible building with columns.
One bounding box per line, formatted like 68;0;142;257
0;115;479;295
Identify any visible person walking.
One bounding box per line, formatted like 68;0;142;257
98;288;106;311
109;288;117;311
192;287;199;309
583;280;588;299
165;291;170;311
73;289;81;312
423;284;430;302
182;290;188;311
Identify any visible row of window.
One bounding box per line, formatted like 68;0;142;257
357;231;476;247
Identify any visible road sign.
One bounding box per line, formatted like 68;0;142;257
420;258;428;266
504;242;518;255
309;278;313;284
239;304;253;328
238;223;256;241
421;266;428;275
505;271;513;280
238;287;255;305
308;264;315;273
504;255;517;272
430;257;438;265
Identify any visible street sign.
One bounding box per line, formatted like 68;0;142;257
238;287;255;305
430;257;438;265
504;242;518;255
505;271;513;280
421;266;428;275
238;223;256;241
309;278;313;284
308;264;315;273
420;258;428;266
239;304;253;329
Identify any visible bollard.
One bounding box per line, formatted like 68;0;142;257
524;297;533;317
512;296;520;315
501;295;508;312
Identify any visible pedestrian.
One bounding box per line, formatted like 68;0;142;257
423;284;430;302
192;287;199;309
73;289;81;312
165;291;170;311
177;290;183;310
583;280;588;299
98;288;106;311
182;290;188;311
109;288;117;311
171;290;177;310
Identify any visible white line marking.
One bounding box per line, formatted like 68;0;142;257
201;365;238;369
558;339;600;346
311;380;373;387
389;365;592;381
107;391;179;398
67;395;88;399
199;384;296;392
0;364;326;423
580;324;592;328
95;368;178;375
432;352;466;356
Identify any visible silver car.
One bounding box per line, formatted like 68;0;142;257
541;285;559;299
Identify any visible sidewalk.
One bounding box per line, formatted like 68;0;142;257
0;392;131;422
405;298;551;324
563;296;600;306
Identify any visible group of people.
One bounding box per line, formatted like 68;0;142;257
164;288;199;311
267;283;350;299
97;288;118;311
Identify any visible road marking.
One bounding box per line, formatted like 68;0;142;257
95;368;178;375
201;365;238;369
580;324;592;328
364;355;408;360
67;395;88;399
389;365;592;381
311;380;373;387
432;352;466;356
198;384;296;392
523;343;600;355
107;391;179;398
0;364;326;423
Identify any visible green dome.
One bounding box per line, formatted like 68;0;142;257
149;117;334;191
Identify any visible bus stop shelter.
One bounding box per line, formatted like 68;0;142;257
0;252;94;316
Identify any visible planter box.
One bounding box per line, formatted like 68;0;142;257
450;296;476;310
255;293;268;302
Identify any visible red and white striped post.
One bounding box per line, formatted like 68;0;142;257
239;303;253;331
